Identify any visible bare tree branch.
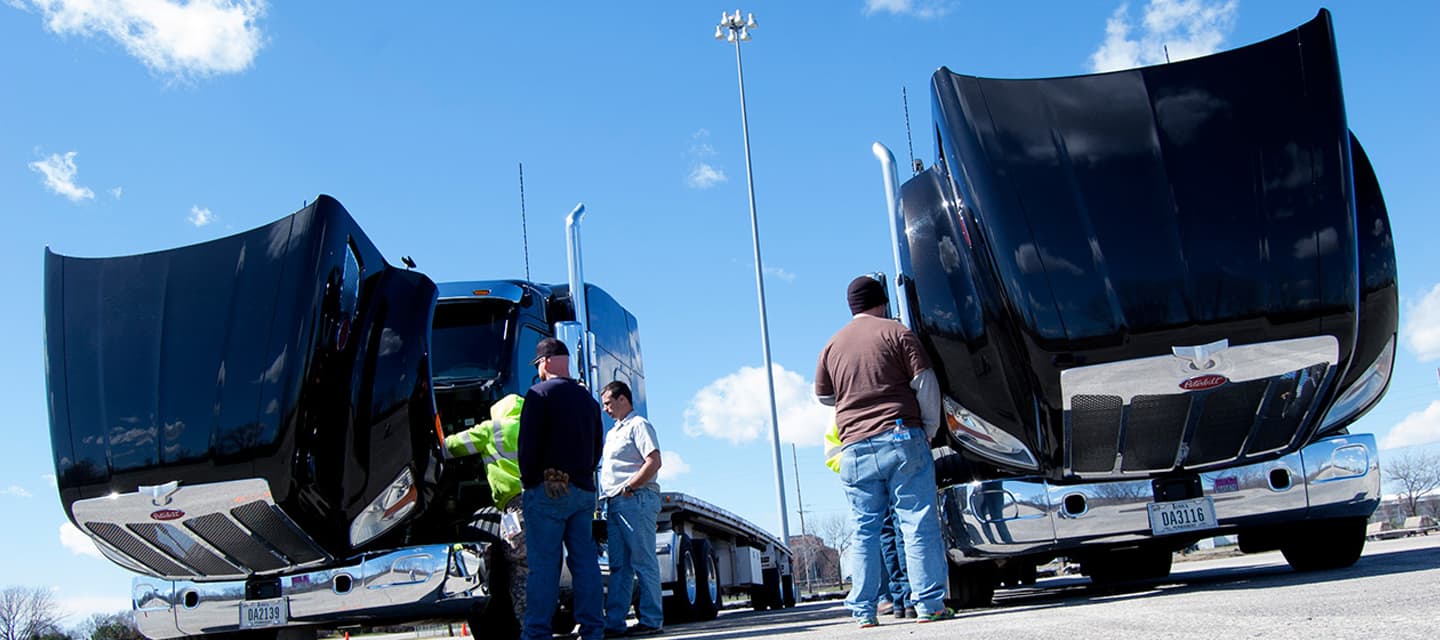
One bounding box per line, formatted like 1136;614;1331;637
1382;449;1440;518
0;586;64;640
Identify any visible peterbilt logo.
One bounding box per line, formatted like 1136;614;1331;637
1180;374;1229;391
150;509;185;521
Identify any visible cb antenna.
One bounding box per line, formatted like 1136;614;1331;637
903;86;921;175
519;162;531;282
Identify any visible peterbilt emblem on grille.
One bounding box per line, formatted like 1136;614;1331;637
139;480;180;507
1180;374;1229;391
1172;339;1229;371
150;509;185;521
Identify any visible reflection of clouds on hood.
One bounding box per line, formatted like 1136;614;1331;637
939;235;960;273
380;328;404;356
258;349;286;383
266;222;290;258
1292;227;1338;260
683;364;834;446
1402;283;1440;361
1015;243;1085;276
108;426;156;448
1154;89;1230;146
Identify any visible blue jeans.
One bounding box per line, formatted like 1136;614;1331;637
604;489;663;630
880;509;910;608
521;485;604;640
840;427;946;618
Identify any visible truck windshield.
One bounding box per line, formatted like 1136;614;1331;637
431;300;516;383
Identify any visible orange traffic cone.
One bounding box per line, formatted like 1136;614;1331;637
462;623;468;636
344;632;349;640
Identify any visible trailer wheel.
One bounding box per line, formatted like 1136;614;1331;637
1280;516;1367;572
663;535;698;622
944;561;996;609
691;539;720;621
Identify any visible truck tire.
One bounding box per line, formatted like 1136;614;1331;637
944;561;997;609
1082;547;1172;585
691;539;720;621
781;574;796;607
1280;516;1367;572
663;535;699;622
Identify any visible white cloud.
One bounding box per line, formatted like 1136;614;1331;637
764;265;797;282
188;205;216;227
110;186;123;199
1403;283;1440;361
59;521;104;559
685;129;728;189
55;593;132;623
687;163;727;189
28;151;95;201
1089;0;1238;73
43;473;57;487
1;485;33;498
683;364;834;447
1381;401;1440;450
864;0;950;19
20;0;267;78
658;451;691;481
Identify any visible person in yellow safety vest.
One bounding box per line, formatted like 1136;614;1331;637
823;424;915;618
444;393;528;626
445;393;525;510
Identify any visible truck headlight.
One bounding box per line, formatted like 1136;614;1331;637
943;396;1039;470
350;467;418;547
1319;335;1394;433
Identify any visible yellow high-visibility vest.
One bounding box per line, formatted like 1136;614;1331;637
444;394;524;510
824;423;843;473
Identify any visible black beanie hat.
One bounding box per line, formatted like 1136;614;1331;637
847;276;888;315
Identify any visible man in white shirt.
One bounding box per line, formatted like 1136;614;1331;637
599;381;664;637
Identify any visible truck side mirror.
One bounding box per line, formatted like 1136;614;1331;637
553;321;587;384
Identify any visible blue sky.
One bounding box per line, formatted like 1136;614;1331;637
3;0;1438;623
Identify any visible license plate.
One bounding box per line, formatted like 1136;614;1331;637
239;598;287;629
1147;497;1217;536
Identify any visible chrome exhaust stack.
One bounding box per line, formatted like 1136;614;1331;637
564;204;596;389
871;142;914;329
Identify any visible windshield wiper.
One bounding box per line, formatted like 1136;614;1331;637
433;376;498;391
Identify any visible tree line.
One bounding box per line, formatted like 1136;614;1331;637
0;586;140;640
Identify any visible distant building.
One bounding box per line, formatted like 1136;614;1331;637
1371;493;1440;525
788;533;841;587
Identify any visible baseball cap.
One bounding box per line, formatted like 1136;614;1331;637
532;337;570;365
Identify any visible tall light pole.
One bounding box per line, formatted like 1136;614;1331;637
715;9;790;545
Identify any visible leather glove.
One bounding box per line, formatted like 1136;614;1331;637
543;468;571;498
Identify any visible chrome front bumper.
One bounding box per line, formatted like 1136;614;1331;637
941;433;1380;558
133;543;488;640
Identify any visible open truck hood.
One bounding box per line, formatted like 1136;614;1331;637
45;196;441;561
899;10;1397;480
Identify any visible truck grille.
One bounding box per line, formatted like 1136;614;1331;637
1059;336;1337;478
70;478;327;580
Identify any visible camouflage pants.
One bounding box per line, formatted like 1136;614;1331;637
504;501;528;621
